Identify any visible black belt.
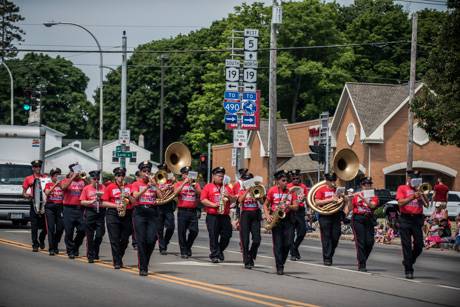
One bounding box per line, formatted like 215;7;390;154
401;213;423;218
178;207;196;212
63;205;81;209
136;205;156;209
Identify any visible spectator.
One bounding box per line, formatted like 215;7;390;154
425;218;442;249
432;178;449;209
454;214;460;252
384;226;395;244
431;203;449;221
375;224;384;243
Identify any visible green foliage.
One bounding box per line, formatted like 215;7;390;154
413;0;460;146
0;0;24;58
0;53;93;138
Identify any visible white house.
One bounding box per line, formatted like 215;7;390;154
44;144;99;173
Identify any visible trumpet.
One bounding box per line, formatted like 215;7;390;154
418;183;432;195
248;184;266;200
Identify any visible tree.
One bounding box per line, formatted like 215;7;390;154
0;53;93;138
412;0;460;146
0;0;25;59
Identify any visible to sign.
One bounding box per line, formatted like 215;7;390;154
243;68;257;83
244;37;258;51
233;129;247;148
225;67;239;82
243;92;257;100
118;129;130;145
223;101;241;114
224;91;239;100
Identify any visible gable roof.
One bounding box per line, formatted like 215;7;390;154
278;153;321;173
332;82;424;141
63;139;114;152
44;144;98;161
27;123;66;136
258;119;293;157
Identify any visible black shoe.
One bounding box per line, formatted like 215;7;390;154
187;250;192;257
132;244;138;250
114;264;121;269
32;246;39;252
160;250;167;255
218;253;224;261
290;256;297;261
88;259;95;263
139;270;148;276
276;268;284;275
74;252;79;257
245;264;252;269
68;254;75;259
211;258;219;263
358;267;367;272
296;255;301;260
39;242;45;250
405;272;414;279
323;260;332;266
94;256;99;260
181;254;189;259
54;249;60;255
49;251;55;256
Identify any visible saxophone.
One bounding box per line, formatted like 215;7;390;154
265;190;288;231
217;175;230;214
117;183;130;217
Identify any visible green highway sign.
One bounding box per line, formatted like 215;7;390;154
116;145;122;152
115;151;134;158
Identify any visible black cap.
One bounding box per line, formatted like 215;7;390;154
135;170;140;177
324;173;337;181
407;170;421;178
138;160;152;171
212;166;225;175
68;163;78;171
360;176;373;185
113;167;126;176
274;170;289;180
50;168;61;176
238;168;249;176
158;162;167;171
89;170;101;179
294;169;301;175
31;160;43;167
180;166;191;174
241;173;254;180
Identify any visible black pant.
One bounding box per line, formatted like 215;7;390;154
206;214;232;259
271;215;294;270
177;208;199;256
351;215;375;268
44;203;63;252
106;208;133;266
290;206;307;258
319;213;342;262
399;214;424;273
158;203;175;252
84;208;106;260
30;205;46;248
133;206;158;272
63;205;85;256
239;210;261;265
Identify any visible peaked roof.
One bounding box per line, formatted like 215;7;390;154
258;119;293;157
332;82;424;139
278;153;321;173
44;144;98;161
62;139;114;152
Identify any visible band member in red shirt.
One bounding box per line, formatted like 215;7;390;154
80;170;106;263
263;170;298;275
237;172;263;269
396;170;429;279
432;177;449;209
102;167;134;269
348;177;379;272
60;163;86;259
131;161;161;276
314;173;348;266
156;163;176;255
200;167;236;263
287;169;309;261
22;160;47;252
43;168;64;255
175;166;202;259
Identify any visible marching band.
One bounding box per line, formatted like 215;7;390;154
22;146;433;280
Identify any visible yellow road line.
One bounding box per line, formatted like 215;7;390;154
0;237;319;307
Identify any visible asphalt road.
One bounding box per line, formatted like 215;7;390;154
0;219;459;307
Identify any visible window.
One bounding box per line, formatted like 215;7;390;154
130;152;137;163
385;174;406;192
448;193;460;202
112;157;119;163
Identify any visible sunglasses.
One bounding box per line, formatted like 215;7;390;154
280;179;287;182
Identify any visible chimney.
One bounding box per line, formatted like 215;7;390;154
138;133;145;148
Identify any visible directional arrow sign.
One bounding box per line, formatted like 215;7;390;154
224;91;240;100
224;114;238;124
243;83;257;92
243;92;257;100
243;116;256;125
225;82;239;91
243;101;257;115
244;51;257;61
223;101;241;114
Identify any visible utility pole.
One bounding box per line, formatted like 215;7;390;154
407;13;417;175
120;30;127;169
159;54;167;164
268;1;282;183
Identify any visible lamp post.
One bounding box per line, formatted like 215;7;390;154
44;22;104;177
1;61;14;125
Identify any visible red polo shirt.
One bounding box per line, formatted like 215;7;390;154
433;183;449;202
80;183;105;209
61;178;85;206
238;189;259;212
266;186;297;213
102;182;133;210
287;182;309;207
131;180;157;206
200;183;233;215
44;182;64;204
396;184;424;215
352;192;379;215
175;180;201;209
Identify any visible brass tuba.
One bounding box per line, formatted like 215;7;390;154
307;148;359;215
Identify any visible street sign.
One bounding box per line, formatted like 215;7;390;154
244;29;259;37
115;151;134;158
224;91;239;100
244;37;258;51
225;67;239;82
116;145;122;152
244;51;257;61
243;68;257;83
243;92;257;100
118;129;130;145
225;82;239;91
223;101;241;114
233;129;247;148
244;60;258;69
243;83;257;92
231;148;237;167
243;116;256;125
243;101;257;115
224;114;238;124
225;59;240;67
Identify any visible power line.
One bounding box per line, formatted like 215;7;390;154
394;0;447;6
20;23;207;29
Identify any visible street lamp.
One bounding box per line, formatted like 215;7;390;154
44;22;104;177
1;61;14;125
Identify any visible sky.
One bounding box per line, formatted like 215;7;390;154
14;0;446;101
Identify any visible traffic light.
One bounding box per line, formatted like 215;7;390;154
23;89;33;111
199;154;208;177
309;145;325;164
